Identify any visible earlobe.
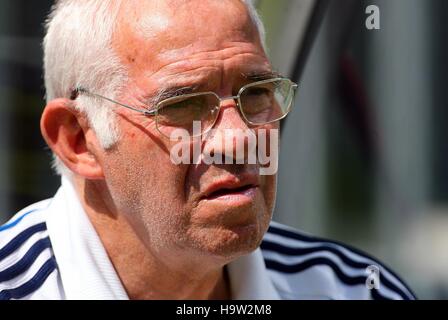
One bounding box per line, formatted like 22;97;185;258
40;99;105;179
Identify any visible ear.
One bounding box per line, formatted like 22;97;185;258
40;98;105;179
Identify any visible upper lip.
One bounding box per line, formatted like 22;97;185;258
201;174;260;199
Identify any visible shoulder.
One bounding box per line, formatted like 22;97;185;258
0;199;60;300
261;221;416;300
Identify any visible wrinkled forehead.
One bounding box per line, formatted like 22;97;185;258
112;0;264;77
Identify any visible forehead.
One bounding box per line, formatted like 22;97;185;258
112;0;270;88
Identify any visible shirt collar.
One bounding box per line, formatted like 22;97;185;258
46;176;128;299
227;248;280;299
46;176;279;300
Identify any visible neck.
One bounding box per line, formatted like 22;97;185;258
72;177;232;300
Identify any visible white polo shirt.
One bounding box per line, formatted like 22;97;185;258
0;177;416;300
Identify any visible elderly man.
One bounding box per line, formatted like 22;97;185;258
0;0;415;300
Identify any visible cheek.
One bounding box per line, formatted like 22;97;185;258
103;128;190;220
102;136;196;251
260;173;277;212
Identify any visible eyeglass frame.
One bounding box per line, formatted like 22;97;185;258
74;77;298;138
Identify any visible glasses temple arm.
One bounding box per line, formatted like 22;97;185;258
76;87;156;116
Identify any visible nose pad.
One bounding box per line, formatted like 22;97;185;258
215;96;248;127
201;98;256;164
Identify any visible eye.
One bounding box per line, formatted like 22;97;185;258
157;95;207;126
240;85;274;115
244;86;273;97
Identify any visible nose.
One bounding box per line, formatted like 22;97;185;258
201;98;257;164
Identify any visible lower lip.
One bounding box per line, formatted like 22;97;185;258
204;186;258;203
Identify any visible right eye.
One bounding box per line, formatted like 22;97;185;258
157;96;206;126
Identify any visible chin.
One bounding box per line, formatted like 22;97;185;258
186;220;265;260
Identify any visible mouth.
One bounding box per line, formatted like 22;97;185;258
204;184;257;200
201;175;260;202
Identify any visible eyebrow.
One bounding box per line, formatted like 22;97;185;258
242;70;282;81
147;85;199;107
145;70;282;107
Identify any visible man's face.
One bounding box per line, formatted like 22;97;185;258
101;0;278;266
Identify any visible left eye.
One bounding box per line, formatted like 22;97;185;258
245;87;272;96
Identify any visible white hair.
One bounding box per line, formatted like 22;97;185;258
43;0;266;176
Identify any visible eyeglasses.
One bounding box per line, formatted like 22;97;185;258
75;77;298;139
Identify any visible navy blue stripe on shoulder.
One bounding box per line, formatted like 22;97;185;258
371;288;391;300
0;237;52;282
265;223;417;299
261;239;411;299
261;240;368;269
0;223;47;261
0;256;57;300
264;257;406;300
